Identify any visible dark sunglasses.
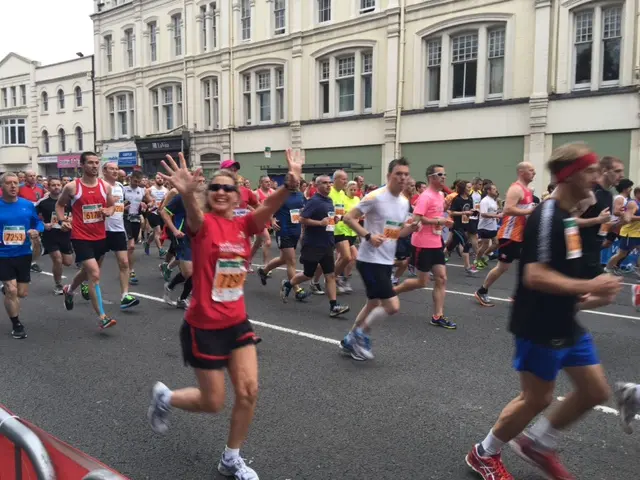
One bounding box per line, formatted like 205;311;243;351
208;183;237;193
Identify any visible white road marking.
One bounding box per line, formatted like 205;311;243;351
557;396;640;421
38;271;66;279
130;291;342;346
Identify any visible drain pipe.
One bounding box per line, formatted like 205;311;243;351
394;0;407;159
229;3;236;158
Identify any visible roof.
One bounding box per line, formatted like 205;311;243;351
0;52;38;68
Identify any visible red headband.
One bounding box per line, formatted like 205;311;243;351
555;152;598;183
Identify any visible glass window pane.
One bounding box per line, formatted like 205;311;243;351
259;92;271;121
427;40;441;66
338;78;355;112
488;58;504;95
321;83;330;114
428;67;440;102
363;76;372;110
575;11;593;43
575;42;592;84
602;37;621;81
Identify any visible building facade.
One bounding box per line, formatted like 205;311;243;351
0;53;95;176
91;0;640;192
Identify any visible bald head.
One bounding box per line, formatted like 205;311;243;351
332;170;348;190
517;162;536;184
102;161;119;181
24;169;37;186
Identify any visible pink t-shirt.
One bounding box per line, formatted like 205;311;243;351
412;188;445;248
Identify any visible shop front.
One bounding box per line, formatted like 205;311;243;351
38;156;59;177
57;154;80;178
117;151;138;173
135;134;190;175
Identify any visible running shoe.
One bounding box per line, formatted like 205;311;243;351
353;330;374;360
474;290;495;307
280;280;292;303
294;288;311;302
163;283;175;306
121;294;140;310
257;268;269;286
62;285;74;311
30;263;42;273
147;381;171;434
330;304;350;318
80;283;90;301
488;252;499;261
342;277;353;293
53;284;64;296
340;335;365;361
509;433;574;480
11;322;27;340
465;444;513;480
430;315;457;329
465;266;478;276
218;454;259;480
391;274;399;286
176;298;190;310
266;270;273;278
99;315;117;330
161;263;172;282
129;272;139;285
144;242;150;256
159;248;167;257
407;264;417;278
336;277;347;294
309;282;325;295
474;259;486;270
614;382;639;434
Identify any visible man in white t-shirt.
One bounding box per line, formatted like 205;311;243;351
475;184;502;269
339;158;418;361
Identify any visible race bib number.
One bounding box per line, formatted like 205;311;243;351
461;213;470;224
82;204;103;224
326;212;335;232
233;208;249;217
212;259;247;302
474;202;481;211
114;203;125;214
383;220;402;240
334;204;345;217
51;212;61;229
564;218;582;259
290;209;300;224
3;226;26;246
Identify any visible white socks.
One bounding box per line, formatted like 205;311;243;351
363;306;388;329
224;445;240;459
529;416;559;450
480;429;504;456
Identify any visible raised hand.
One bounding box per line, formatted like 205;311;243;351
160;153;203;196
285;148;304;181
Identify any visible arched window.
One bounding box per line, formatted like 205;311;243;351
58;128;66;152
240;66;285;125
42;130;49;153
75;126;83;151
75;86;83;107
57;89;65;110
41;92;48;112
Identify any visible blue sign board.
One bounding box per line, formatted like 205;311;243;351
118;151;137;167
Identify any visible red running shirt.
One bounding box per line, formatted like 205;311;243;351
186;212;262;330
19;184;45;204
238;187;258;209
70;179;108;241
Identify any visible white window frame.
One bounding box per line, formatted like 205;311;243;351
75;86;83;107
125;28;135;68
202;77;220;129
240;66;287;126
41;91;48;112
108;93;135;138
150;85;182;132
1;88;7;108
10;87;16;107
57;89;65;111
211;2;218;49
148;22;158;62
42;130;49;153
243;73;252;125
75;127;83;151
359;0;375;14
256;70;272;123
425;39;442;106
58;128;66;152
172;14;183;57
20;85;26;106
0;118;27;146
317;0;331;24
274;0;286;35
486;28;506;99
276;67;285;121
104;35;113;72
241;0;251;41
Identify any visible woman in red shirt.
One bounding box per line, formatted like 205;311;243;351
148;150;302;480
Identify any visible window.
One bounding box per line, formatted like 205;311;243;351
602;6;622;83
75;86;83;107
42;130;49;153
10;87;16;107
241;0;251;41
149;22;157;62
125;29;134;67
172;14;182;56
360;0;375;14
317;49;372;117
20;85;26;106
337;56;355;113
211;2;218;49
257;71;271;122
104;35;113;72
200;153;221;179
58;128;66;152
108;93;135;138
241;67;287;125
276;68;285;121
201;5;208;51
426;40;441;103
243;74;252;124
362;52;372;111
318;0;331;23
451;33;478;100
202;77;219;129
150;85;182;132
199;3;218;52
274;0;286;35
41;92;48;112
488;29;505;96
0;119;26;146
1;88;6;108
319;61;330;115
58;89;65;110
574;11;593;86
76;127;83;151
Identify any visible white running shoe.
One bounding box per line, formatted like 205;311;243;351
218;454;259;480
147;381;171;434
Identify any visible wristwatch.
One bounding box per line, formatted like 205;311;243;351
364;233;372;242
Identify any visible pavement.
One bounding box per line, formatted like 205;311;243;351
1;244;640;480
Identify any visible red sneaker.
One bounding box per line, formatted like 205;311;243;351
509;434;575;480
465;444;513;480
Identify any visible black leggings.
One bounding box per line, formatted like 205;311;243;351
446;228;471;254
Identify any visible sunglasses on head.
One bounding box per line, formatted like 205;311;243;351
208;183;237;193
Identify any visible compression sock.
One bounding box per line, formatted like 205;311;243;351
168;273;185;290
10;316;20;327
94;284;106;316
180;278;193;301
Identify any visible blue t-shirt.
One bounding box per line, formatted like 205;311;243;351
275;192;305;237
165;194;186;232
301;193;335;248
0;198;44;258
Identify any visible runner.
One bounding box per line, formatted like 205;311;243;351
147;149;303;480
605;186;640;275
57;151;118;329
280;174;350;317
445;180;477;275
465;143;621;480
614;382;640;434
36;177;73;294
469;177;483;266
394;164;455;328
18;169;45;273
334;180;361;292
339;158;417;360
474;162;536;307
250;175;274;268
475;183;502;269
123;171;150;285
602;178;633;250
0;172;44;339
328;170;352;293
144;174;168;257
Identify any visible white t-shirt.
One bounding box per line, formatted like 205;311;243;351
356;187;410;265
105;182;125;232
470;191;482;220
477;196;499;231
149;186;168;213
123;186;145;216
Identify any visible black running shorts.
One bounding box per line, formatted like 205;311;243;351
357;261;395;300
0;255;32;283
72;238;108;263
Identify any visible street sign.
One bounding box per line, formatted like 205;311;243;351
264;147;271;159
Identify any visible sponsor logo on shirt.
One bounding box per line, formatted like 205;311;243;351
219;242;246;255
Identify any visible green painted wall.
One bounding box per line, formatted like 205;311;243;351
234;151;285;185
552;130;631;174
401;137;525;194
304;145;382;184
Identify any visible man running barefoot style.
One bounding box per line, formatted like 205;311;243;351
465;144;622;480
36;177;73;294
475;162;536;307
339;158;418;361
148;150;303;480
57;152;118;329
0;173;44;339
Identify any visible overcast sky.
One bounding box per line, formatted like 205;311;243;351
1;0;95;65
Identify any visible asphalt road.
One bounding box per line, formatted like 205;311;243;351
1;244;640;480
